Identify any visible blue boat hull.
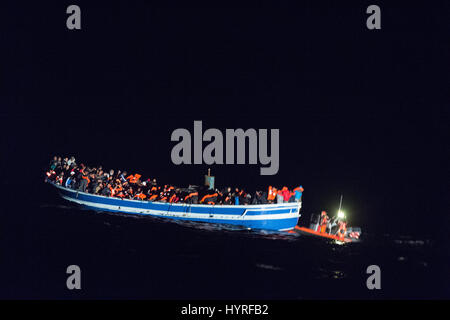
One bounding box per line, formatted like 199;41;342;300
49;183;301;231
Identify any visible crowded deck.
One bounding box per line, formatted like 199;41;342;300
45;156;304;206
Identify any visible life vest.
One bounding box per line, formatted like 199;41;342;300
108;186;115;197
200;193;218;204
148;194;158;201
169;194;180;203
127;174;141;184
136;193;146;200
46;170;56;177
267;186;276;201
82;175;90;185
184;192;198;201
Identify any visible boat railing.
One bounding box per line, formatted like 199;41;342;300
48;180;301;210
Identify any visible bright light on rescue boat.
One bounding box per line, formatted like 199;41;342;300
337;210;345;219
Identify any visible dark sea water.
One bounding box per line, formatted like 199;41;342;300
1;185;448;300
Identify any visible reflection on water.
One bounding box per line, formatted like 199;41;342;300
2;203;446;299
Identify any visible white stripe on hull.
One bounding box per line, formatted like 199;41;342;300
61;195;300;222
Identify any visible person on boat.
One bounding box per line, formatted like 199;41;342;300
50;157;61;171
318;211;329;233
160;191;168;202
55;172;64;185
219;187;230;204
116;189;126;198
267;186;276;203
94;182;104;194
231;188;238;205
100;183;111;196
49;156;58;171
282;187;291;203
183;190;197;204
67;156;76;167
200;190;218;205
126;187;134;199
49;156;307;207
77;170;90;192
276;189;284;204
134;188;147;200
65;173;75;188
252;191;266;204
161;185;174;201
223;194;233;205
147;185;159;199
213;189;224;204
45;169;56;181
119;171;128;183
293;186;304;203
116;170;124;181
237;189;251;205
288;190;297;202
336;220;347;239
127;173;141;184
169;189;182;203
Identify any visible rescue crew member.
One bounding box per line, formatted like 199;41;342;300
318;211;329;233
336;220;347;240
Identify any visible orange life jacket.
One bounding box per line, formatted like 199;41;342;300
184;192;198;200
127;174;141;184
267;186;276;201
82;175;90;185
136;193;146;200
200;193;218;204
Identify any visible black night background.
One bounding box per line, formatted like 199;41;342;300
0;0;449;300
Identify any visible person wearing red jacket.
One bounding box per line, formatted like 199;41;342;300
281;187;291;203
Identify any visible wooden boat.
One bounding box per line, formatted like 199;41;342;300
48;182;301;231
